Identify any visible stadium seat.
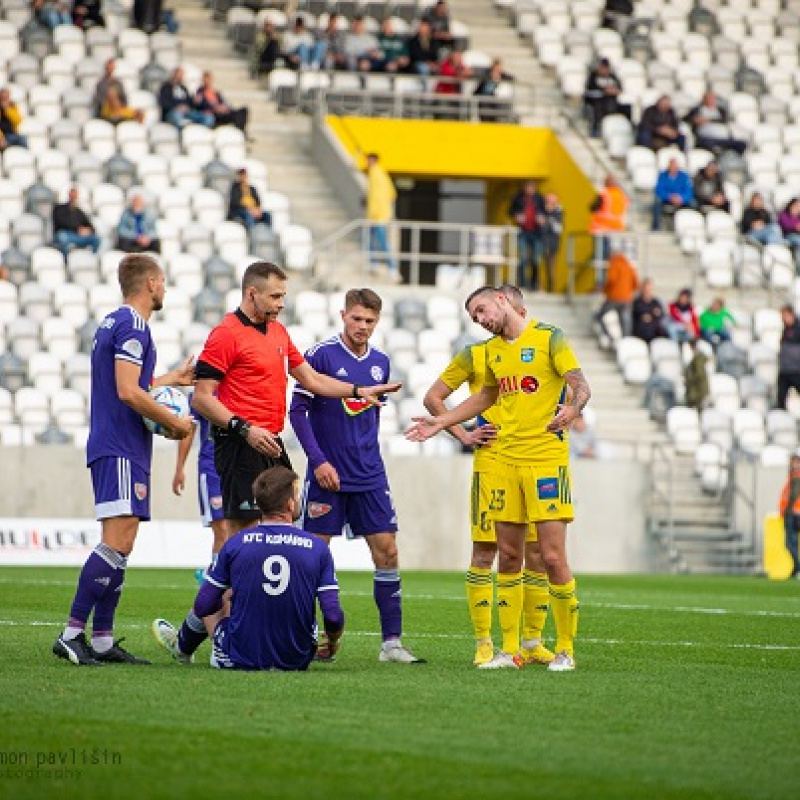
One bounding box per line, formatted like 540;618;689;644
760;444;790;468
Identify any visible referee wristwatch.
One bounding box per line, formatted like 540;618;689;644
228;415;252;438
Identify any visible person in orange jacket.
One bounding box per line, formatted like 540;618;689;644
594;251;638;343
779;453;800;578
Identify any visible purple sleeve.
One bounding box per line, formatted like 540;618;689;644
318;589;345;636
193;581;225;618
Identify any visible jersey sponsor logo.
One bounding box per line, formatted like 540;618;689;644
121;338;143;359
521;347;535;363
134;482;148;500
342;397;373;416
210;496;223;510
370;365;384;382
336;367;348;377
308;502;332;518
520;376;539;394
536;478;558;500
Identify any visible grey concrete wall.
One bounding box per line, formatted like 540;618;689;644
310;115;365;222
0;446;651;572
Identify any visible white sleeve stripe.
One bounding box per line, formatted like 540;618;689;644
204;574;227;589
115;354;143;365
317;584;339;592
293;388;313;398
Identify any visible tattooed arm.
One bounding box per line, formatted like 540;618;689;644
547;369;592;433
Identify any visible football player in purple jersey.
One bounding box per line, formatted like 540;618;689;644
53;254;194;667
289;288;424;664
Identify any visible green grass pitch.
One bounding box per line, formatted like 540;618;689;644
0;567;798;800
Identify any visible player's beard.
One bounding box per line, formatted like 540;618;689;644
152;295;164;312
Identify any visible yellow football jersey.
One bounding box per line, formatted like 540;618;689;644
439;341;500;472
482;319;580;464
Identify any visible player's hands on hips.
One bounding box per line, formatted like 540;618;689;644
405;416;444;442
172;468;185;495
360;382;402;404
314;462;340;492
547;404;580;433
245;425;282;457
463;424;497;448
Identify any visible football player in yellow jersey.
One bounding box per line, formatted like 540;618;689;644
408;286;591;671
423;285;554;668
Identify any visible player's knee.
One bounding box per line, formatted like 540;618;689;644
540;544;566;573
372;543;398;569
471;546;496;570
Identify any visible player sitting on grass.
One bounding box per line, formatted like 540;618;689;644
152;465;344;671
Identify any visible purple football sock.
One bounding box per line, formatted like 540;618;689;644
374;569;402;642
66;543;126;634
92;553;127;642
177;611;208;656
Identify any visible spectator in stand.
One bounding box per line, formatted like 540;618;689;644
0;259;9;282
601;0;633;31
282;16;322;71
71;0;104;28
569;413;597;459
365;153;399;282
435;50;472;119
684;339;710;411
53;187;101;257
34;0;72;28
93;59;127;116
194;72;249;136
117;194;161;254
474;58;512;123
637;95;685;152
741;192;783;246
778;305;800;409
589;173;629;270
540;192;563;293
509;180;545;291
583;58;630;137
685;91;746;156
652;157;694;231
666;288;700;343
693;160;730;214
318;13;347;71
699;297;735;346
253;18;281;76
377;18;410;74
0;88;27;150
343;15;382;72
779;454;800;579
99;84;144;124
594;250;638;342
425;0;454;48
407;20;439;75
632;279;667;343
159;68;214;129
778;198;800;263
228;168;271;232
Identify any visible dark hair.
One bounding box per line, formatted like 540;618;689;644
253;466;299;517
118;254;161;298
464;285;497;312
498;283;523;306
366;152;379;161
345;287;382;312
242;262;286;291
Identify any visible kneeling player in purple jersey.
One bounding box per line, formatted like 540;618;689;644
52;254;195;667
152;466;344;671
289;288;424;664
172;394;229;583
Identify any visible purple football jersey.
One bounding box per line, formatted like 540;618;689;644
290;336;390;492
205;522;339;671
86;305;157;472
190;399;216;475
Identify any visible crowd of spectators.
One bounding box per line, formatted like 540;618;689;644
32;0;178;33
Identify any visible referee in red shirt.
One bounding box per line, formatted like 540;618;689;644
192;262;400;537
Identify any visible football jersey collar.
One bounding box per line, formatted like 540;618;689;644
337;335;372;361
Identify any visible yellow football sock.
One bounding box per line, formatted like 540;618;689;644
465;567;494;642
496;571;523;654
522;570;549;642
549;578;579;657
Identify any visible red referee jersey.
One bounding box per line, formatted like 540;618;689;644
198;310;304;433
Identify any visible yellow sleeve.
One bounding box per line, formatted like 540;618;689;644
549;329;580;376
482;347;498;387
439;346;474;391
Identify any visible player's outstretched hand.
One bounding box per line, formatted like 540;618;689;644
360;382;402;405
245;426;282;457
169;356;196;387
547;404;580;433
405;416;444;442
314;462;340;492
463;424;497;448
165;416;194;441
172;468;185;496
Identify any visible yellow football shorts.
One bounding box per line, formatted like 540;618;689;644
471;470;538;542
485;461;574;525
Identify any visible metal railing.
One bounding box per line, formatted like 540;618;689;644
309;217;518;287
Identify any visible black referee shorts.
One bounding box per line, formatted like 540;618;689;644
213;428;293;521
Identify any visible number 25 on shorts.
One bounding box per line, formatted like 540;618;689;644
489;489;505;511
